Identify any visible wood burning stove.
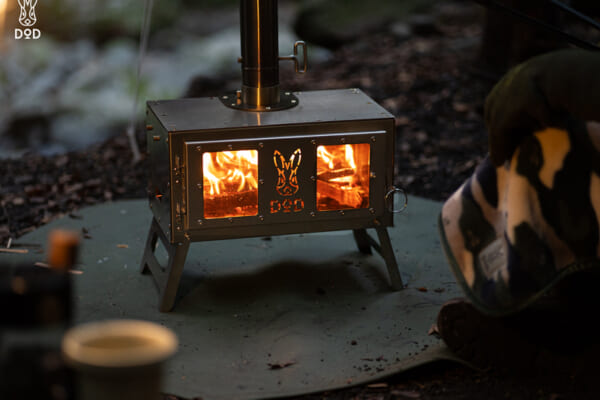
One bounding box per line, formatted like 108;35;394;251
140;0;406;312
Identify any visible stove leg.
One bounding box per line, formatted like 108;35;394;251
375;227;404;290
351;228;404;290
353;229;373;254
140;218;190;312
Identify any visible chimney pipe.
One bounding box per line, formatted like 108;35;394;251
240;0;280;107
223;0;306;111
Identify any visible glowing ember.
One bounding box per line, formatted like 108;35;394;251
203;150;259;219
316;144;370;210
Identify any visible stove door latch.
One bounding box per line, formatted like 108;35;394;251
385;187;408;214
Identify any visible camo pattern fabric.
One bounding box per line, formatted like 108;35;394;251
439;120;600;316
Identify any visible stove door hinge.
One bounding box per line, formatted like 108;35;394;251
173;154;187;231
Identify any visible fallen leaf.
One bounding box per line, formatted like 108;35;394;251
452;101;470;113
428;323;440;336
417;287;428;292
390;389;421;399
117;244;129;249
367;383;388;389
267;361;296;370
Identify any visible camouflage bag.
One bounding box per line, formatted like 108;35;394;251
439;121;600;315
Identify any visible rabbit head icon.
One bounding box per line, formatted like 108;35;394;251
18;0;38;27
273;149;302;196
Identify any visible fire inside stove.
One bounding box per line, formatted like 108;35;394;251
317;144;370;211
200;144;370;219
203;150;259;219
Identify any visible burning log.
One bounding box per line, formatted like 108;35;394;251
204;189;258;218
317;180;365;209
317;168;357;182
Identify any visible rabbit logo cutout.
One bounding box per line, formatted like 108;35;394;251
273;148;302;196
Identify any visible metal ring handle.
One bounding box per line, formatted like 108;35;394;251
385;187;408;214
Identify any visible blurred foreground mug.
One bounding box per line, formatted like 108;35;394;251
62;319;177;400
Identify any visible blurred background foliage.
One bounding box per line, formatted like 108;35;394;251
0;0;436;157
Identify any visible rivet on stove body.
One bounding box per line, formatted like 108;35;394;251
340;138;346;144
259;215;264;221
370;172;376;179
369;208;375;214
310;176;316;181
228;218;233;223
373;219;381;226
258;142;264;149
311;140;316;145
197;220;203;225
339;210;345;216
196;183;202;189
228;144;233;150
196;145;202;152
259;179;265;185
370;136;376;142
310;211;315;217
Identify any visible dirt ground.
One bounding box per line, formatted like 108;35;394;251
1;1;599;399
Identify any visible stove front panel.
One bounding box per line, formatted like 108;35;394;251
180;126;392;242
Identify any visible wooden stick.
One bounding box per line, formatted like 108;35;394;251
35;262;83;275
0;248;28;254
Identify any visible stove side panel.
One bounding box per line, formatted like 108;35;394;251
146;105;173;241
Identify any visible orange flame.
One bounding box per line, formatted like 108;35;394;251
316;144;370;210
203;150;258;195
203;150;259;219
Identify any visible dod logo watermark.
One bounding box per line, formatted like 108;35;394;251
15;0;41;40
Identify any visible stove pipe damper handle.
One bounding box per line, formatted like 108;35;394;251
230;0;307;111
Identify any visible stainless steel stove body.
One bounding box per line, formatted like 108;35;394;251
140;0;404;312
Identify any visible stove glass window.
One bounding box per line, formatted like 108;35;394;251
316;143;370;211
202;150;259;219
